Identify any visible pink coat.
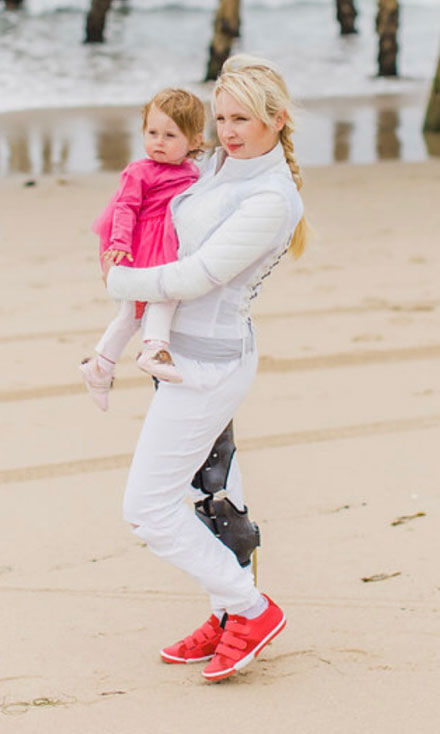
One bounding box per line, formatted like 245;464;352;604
93;157;200;270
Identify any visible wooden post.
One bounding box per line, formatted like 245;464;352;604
376;107;400;159
423;50;440;132
205;0;241;82
335;0;358;35
333;121;353;162
376;0;399;77
84;0;113;44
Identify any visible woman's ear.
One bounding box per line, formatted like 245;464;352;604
274;109;287;131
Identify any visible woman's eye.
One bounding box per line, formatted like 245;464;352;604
166;133;176;138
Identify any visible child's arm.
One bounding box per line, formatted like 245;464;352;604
108;163;146;259
103;249;134;265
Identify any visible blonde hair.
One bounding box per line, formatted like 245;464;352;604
142;88;205;160
214;54;308;259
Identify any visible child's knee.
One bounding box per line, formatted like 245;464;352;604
116;301;138;327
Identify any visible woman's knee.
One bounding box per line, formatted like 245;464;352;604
123;488;147;527
123;495;166;535
124;498;185;546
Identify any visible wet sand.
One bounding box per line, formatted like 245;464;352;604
1;89;439;178
1;156;440;731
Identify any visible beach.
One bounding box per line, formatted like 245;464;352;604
2;0;440;726
1;90;438;178
1;147;440;731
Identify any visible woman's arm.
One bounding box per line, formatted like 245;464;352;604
107;191;303;302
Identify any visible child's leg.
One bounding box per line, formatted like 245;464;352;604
80;302;140;411
96;301;141;364
137;301;183;383
141;300;178;344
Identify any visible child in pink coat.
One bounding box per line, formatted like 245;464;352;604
80;89;204;410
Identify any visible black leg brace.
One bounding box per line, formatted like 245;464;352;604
191;420;236;495
152;380;261;567
195;495;260;568
192;420;261;567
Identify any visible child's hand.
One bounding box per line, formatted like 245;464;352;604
103;249;134;265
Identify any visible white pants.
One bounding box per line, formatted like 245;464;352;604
95;300;178;363
123;348;261;614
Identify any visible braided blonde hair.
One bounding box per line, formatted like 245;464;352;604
214;54;307;259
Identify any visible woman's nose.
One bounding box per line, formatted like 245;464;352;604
223;122;236;139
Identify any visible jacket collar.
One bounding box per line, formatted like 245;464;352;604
212;142;285;180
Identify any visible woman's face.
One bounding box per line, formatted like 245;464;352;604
215;90;284;159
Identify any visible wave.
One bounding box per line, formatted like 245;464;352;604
15;0;440;19
1;0;439;114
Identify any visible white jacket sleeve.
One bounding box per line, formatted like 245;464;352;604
107;191;298;302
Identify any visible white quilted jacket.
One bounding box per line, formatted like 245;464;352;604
107;143;304;358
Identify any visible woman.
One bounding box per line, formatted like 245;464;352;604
103;54;306;682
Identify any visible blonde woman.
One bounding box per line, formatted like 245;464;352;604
103;55;307;682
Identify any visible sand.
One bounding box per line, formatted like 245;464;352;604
1;156;440;733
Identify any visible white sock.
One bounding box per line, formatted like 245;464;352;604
97;354;115;374
239;594;269;620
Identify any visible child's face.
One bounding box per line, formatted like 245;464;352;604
144;105;191;165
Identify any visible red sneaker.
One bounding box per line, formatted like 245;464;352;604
160;614;224;664
202;594;286;681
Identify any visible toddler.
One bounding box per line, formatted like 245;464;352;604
80;88;205;410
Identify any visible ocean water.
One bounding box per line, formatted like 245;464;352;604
1;0;439;112
1;0;439;174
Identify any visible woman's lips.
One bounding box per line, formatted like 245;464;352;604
227;143;242;152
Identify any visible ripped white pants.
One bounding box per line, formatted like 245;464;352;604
123;348;261;614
